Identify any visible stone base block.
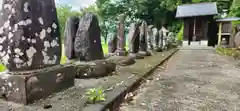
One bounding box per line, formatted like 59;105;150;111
115;50;128;56
75;60;116;78
155;48;163;52
138;51;151;56
107;56;135;66
0;65;75;104
129;53;144;59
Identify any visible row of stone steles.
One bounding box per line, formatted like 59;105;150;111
105;19;175;58
0;0;177;105
0;0;177;71
63;12;177;66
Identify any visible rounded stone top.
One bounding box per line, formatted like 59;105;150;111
148;25;154;29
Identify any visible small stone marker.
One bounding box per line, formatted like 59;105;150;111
0;0;61;71
64;16;80;59
115;14;127;56
74;12;104;61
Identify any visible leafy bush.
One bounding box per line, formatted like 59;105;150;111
0;64;6;72
85;87;106;104
177;25;184;41
216;47;240;60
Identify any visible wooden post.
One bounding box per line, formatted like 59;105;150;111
193;17;196;41
218;22;223;47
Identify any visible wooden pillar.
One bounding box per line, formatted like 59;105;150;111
218;22;223;47
193;17;196;41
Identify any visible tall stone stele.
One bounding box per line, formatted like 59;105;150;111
139;21;148;54
0;0;61;71
115;14;127;56
147;25;154;51
152;27;162;52
128;23;140;54
74;12;104;61
158;29;164;49
64;16;80;59
108;33;117;54
0;0;76;104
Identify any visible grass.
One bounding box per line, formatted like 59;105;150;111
0;43;128;72
216;47;240;60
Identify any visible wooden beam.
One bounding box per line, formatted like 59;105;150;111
218;22;223;47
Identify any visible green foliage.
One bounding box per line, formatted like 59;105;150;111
216;47;240;60
231;0;240;8
0;64;6;72
177;24;184;41
85;87;106;104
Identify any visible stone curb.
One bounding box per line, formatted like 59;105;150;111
82;48;179;111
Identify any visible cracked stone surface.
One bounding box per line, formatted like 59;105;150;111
120;48;240;111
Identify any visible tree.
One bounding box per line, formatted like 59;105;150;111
56;5;81;40
229;0;240;17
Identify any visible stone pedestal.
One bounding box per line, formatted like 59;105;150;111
0;65;76;104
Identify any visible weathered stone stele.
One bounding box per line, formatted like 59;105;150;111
139;21;147;52
74;12;104;61
158;29;163;49
115;14;127;56
152;27;160;51
64;16;79;59
0;0;61;71
108;33;117;54
147;25;154;51
161;26;169;49
128;23;140;53
235;31;240;48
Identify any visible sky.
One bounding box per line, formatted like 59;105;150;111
55;0;96;10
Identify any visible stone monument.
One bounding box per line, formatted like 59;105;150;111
64;16;80;59
115;14;127;56
147;25;154;53
108;33;117;55
128;22;144;59
139;21;151;56
74;12;104;61
0;0;75;104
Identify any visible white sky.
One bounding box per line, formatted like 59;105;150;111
55;0;96;10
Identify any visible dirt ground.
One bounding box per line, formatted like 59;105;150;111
120;48;240;111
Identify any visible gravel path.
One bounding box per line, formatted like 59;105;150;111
120;48;240;111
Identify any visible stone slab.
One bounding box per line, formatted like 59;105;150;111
0;65;76;104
